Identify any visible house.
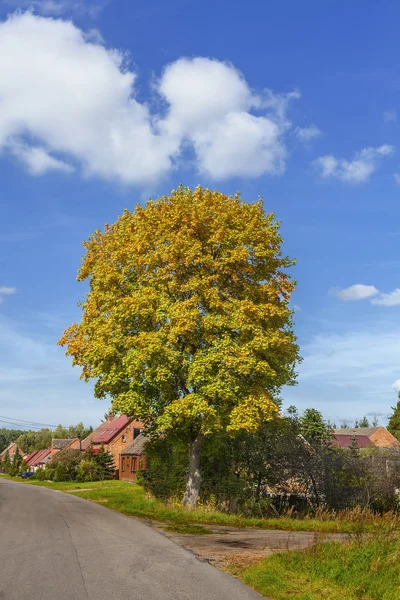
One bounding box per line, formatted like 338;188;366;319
26;447;52;471
81;414;143;477
50;438;81;457
332;427;400;449
0;442;25;462
119;434;148;482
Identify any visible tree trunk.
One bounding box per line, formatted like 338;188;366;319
183;433;204;507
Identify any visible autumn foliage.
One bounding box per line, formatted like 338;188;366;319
59;186;300;503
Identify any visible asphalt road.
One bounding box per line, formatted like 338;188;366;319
0;479;262;600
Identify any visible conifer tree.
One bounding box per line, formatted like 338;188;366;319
94;445;115;480
388;394;400;441
9;447;22;476
1;452;11;473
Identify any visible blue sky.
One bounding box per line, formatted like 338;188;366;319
1;0;400;429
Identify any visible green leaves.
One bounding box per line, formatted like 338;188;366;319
59;186;300;439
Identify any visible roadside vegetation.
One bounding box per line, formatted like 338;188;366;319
2;476;400;535
237;535;400;600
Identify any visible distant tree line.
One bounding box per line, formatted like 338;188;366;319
0;429;23;454
0;422;93;455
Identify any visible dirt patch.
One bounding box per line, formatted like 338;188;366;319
155;523;349;567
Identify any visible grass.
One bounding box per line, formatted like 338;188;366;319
236;535;400;600
1;474;400;535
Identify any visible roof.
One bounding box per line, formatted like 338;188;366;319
28;448;51;467
120;433;148;456
81;415;130;448
0;442;16;458
331;434;374;449
51;439;75;450
334;427;381;438
25;449;41;464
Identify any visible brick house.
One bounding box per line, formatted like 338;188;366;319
81;414;143;477
0;442;25;463
49;438;80;457
119;434;148;482
332;426;400;449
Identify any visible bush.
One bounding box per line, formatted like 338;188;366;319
77;459;101;482
35;468;47;480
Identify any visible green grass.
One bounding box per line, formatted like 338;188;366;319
1;474;399;534
237;536;400;600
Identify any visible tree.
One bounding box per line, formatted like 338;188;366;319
1;452;11;473
299;409;332;445
94;445;115;480
355;416;370;428
59;186;300;506
0;429;23;454
69;422;93;439
16;428;52;453
388;395;400;441
20;459;29;474
53;424;69;439
49;449;84;481
9;447;23;476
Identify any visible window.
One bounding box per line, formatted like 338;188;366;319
126;458;130;468
122;435;126;442
133;428;141;439
121;457;125;472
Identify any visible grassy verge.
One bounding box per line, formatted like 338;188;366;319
236;535;400;600
1;475;398;534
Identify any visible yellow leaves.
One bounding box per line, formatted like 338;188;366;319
227;393;279;432
156;394;220;435
58;185;300;438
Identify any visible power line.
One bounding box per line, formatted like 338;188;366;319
0;415;59;428
0;419;47;430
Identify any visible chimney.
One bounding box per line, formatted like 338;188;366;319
106;413;115;422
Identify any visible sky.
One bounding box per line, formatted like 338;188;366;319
1;0;400;429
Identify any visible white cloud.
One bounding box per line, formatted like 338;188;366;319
294;124;321;143
331;283;400;307
0;286;16;295
384;109;397;123
394;173;400;186
372;288;400;306
330;284;379;301
1;0;104;17
159;57;297;179
0;13;299;184
0;285;16;304
392;379;400;392
313;145;394;184
9;140;74;175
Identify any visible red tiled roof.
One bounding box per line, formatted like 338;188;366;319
82;415;130;448
28;448;51;466
331;434;374;449
25;450;41;464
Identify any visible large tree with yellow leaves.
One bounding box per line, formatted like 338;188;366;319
59;186;300;505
